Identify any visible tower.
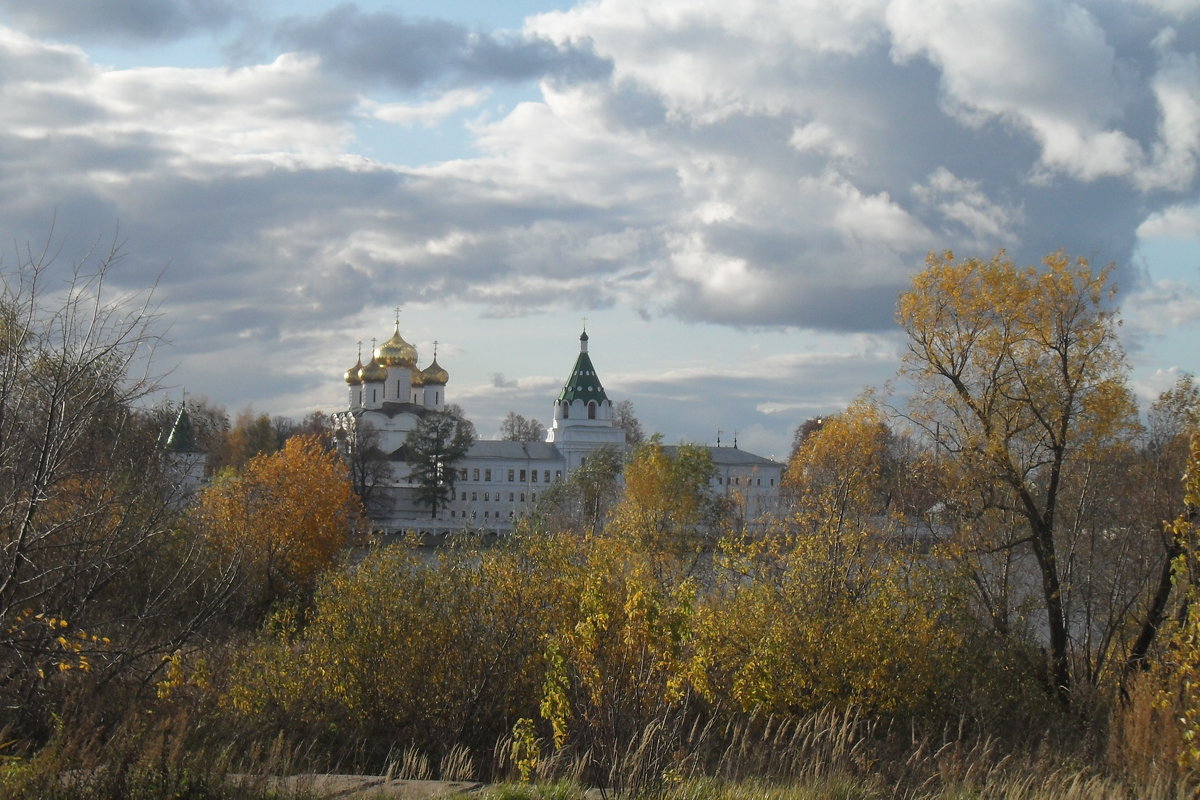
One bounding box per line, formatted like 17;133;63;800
546;329;626;472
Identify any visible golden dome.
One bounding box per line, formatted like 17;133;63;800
411;370;425;388
421;358;449;386
359;356;387;383
376;323;418;368
344;355;363;385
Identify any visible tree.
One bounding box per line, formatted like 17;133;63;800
613;399;645;445
0;235;237;734
404;410;475;517
897;249;1136;704
335;417;392;513
700;398;973;719
788;416;827;462
611;439;726;567
193;434;365;613
500;412;545;442
212;407;279;472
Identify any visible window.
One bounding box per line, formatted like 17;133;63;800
471;492;477;501
544;470;550;483
484;511;489;519
562;401;569;419
484;492;490;502
531;470;538;483
770;478;775;486
531;493;536;502
519;469;526;482
508;468;515;482
756;478;761;486
372;389;377;403
459;469;467;480
485;469;492;481
587;401;596;419
520;492;525;502
509;492;514;502
473;468;480;481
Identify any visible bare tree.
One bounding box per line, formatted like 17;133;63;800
335;415;392;513
500;412;545;442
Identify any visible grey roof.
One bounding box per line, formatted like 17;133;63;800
660;444;783;468
467;440;563;461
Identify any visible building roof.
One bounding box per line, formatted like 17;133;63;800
660;444;783;469
557;331;609;404
467;440;563;461
165;406;200;453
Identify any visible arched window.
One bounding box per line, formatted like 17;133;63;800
562;401;569;419
587;401;597;419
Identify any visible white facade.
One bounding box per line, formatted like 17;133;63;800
335;322;783;534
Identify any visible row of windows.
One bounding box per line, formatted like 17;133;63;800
455;491;537;503
448;510;517;519
460;467;562;484
714;475;776;487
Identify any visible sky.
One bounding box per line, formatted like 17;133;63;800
0;0;1197;460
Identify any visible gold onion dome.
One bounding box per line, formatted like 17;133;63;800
422;358;449;386
411;369;425;387
359;356;387;383
376;323;418;368
344;352;364;385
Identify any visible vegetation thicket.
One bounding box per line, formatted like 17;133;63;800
2;244;1199;799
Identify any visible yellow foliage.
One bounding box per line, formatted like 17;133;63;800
701;399;969;717
1156;435;1200;773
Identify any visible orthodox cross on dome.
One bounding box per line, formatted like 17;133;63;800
357;340;363;359
432;339;439;358
394;306;401;328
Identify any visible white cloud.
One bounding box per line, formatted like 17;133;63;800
1137;201;1200;238
366;88;489;127
912;167;1025;246
886;0;1144;181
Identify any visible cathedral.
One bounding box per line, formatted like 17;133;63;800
336;317;783;534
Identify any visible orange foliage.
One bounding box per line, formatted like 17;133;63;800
194;434;365;604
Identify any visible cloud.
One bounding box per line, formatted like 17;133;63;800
367;88;490;127
0;0;1196;445
1138;201;1200;238
0;0;237;43
274;5;611;91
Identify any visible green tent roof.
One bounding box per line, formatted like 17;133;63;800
557;332;609;404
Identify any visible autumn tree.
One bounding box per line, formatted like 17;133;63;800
528;445;623;535
701;398;971;718
610;439;727;569
193;433;365;614
1152;434;1200;774
210;407;279;472
1125;374;1200;677
897;249;1137;704
501;412;545;442
404;410;475;517
0;236;237;734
